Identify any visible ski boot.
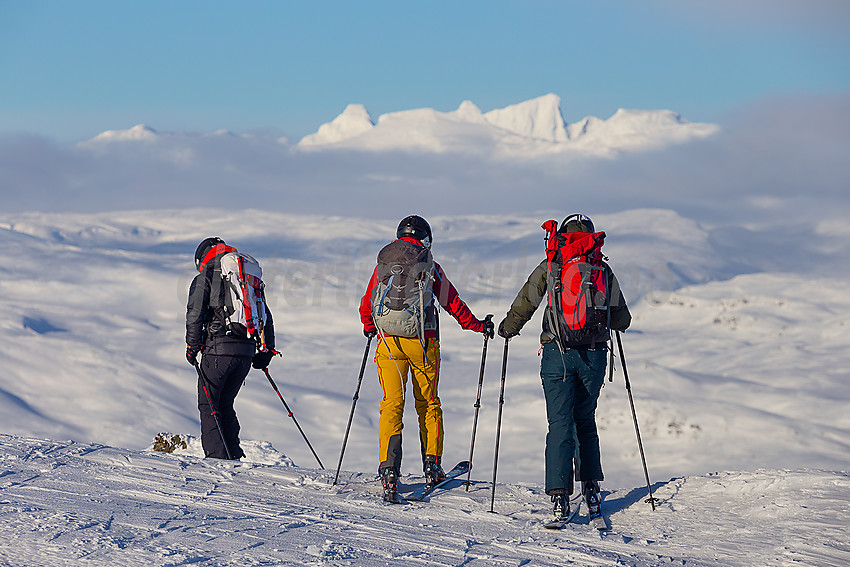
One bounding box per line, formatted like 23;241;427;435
582;480;601;517
380;467;399;503
550;489;569;521
423;456;446;487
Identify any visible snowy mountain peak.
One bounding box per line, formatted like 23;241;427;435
89;123;159;142
299;103;375;147
483;92;568;142
79;96;718;159
296;93;717;156
452;100;485;121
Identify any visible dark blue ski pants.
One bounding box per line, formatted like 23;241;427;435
540;341;607;494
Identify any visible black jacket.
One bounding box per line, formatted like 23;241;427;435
185;262;275;358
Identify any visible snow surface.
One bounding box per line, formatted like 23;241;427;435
1;435;847;566
1;207;849;565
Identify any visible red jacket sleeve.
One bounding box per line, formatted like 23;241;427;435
359;266;378;333
433;262;484;333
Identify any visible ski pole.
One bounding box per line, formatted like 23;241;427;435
193;360;233;460
333;335;373;485
465;315;492;491
615;330;657;510
262;368;325;469
489;337;510;513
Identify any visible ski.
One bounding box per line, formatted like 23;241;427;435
584;486;609;531
543;493;582;529
589;511;609;531
404;461;470;501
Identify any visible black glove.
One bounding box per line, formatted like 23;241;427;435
364;328;377;339
186;344;202;366
252;350;275;370
498;319;518;339
482;315;495;339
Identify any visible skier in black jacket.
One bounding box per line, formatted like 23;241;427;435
185;237;276;460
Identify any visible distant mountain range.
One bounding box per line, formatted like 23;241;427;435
86;94;719;159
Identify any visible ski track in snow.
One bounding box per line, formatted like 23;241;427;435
2;435;848;567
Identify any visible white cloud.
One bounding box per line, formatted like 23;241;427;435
1;94;847;230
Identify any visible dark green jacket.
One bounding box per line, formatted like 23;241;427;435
501;259;631;346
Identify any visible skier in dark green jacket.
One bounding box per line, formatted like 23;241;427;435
498;214;631;521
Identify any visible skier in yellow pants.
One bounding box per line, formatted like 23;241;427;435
375;336;443;473
359;215;493;501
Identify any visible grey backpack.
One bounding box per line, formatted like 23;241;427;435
370;239;435;339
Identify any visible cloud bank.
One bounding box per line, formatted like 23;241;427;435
1;94;847;228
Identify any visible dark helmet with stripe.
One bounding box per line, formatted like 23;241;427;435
194;237;225;271
397;215;432;248
560;214;595;234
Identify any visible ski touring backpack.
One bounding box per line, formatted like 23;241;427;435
199;244;270;352
542;217;610;348
370;239;435;341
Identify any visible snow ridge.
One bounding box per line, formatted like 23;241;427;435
299;103;375;147
483;92;569;142
295;93;719;156
81;94;718;159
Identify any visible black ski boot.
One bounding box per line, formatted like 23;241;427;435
550;489;569;521
423;456;446;487
380;467;399;503
583;480;601;517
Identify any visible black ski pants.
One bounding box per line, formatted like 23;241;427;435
197;354;252;460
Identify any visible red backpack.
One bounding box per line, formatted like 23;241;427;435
542;219;610;347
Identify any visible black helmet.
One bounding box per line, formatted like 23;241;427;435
194;237;225;271
560;214;595;234
397;215;432;248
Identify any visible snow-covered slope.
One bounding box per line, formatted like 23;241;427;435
1;208;848;564
295;94;719;157
1;435;847;566
2;208;848;490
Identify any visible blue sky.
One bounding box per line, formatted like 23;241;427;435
2;0;848;142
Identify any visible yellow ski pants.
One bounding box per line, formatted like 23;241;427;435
375;336;442;472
